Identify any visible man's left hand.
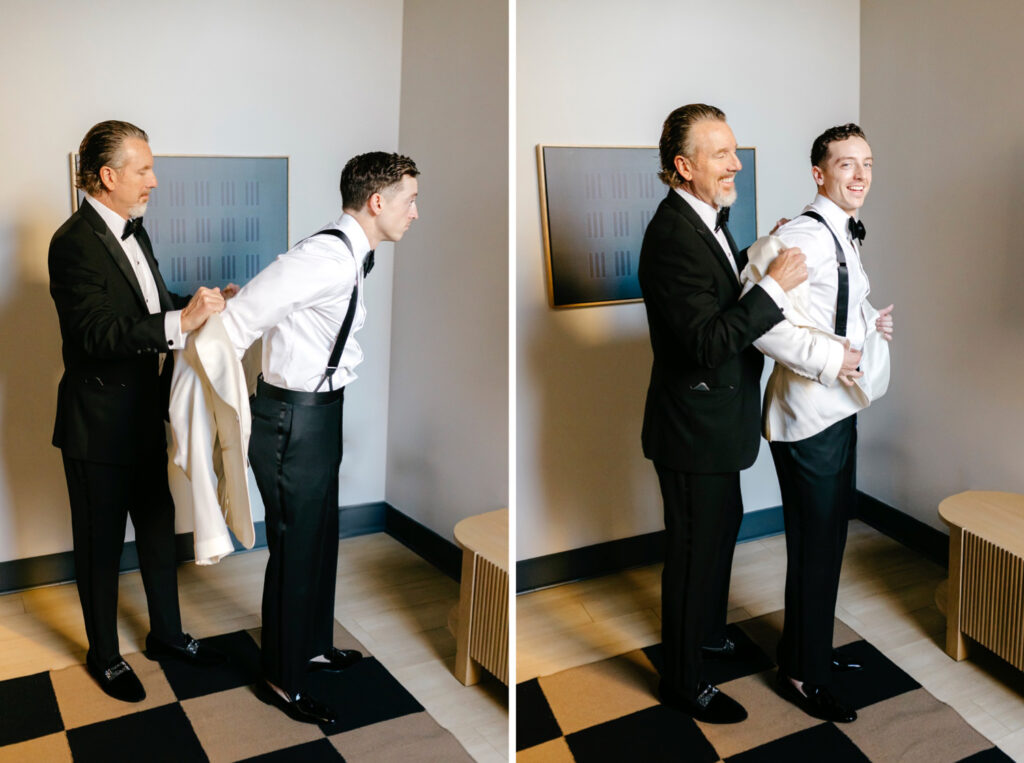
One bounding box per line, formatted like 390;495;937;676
223;283;241;299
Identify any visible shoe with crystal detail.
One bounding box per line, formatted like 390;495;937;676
659;680;748;723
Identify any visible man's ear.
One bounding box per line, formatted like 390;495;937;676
99;165;118;192
367;192;383;215
812;166;824;186
673;155;693;182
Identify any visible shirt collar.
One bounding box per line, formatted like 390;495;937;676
85;195;131;239
808;194;858;241
674;187;720;233
334;212;372;267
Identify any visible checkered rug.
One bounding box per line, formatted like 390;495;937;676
517;611;1012;762
0;621;472;762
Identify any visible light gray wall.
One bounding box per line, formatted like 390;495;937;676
386;0;509;539
517;0;861;560
0;0;404;562
859;1;1024;530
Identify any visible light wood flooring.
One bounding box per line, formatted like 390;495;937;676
0;533;508;762
517;520;1024;760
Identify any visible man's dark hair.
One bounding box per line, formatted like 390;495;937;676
76;120;149;196
658;103;727;187
340;152;419;210
811;123;867;167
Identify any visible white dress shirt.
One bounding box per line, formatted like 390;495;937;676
674;187;789;309
220;213;370;392
85;195;186;351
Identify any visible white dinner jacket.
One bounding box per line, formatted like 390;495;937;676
741;235;890;442
168;313;255;564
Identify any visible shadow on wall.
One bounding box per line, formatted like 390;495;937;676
526;304;655;553
0;210;68;561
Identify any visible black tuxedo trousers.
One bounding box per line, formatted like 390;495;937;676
249;384;343;695
656;466;743;696
770;415;857;685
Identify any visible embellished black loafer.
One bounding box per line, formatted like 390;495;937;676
659;680;748;724
254;682;336;725
87;657;146;703
774;673;857;723
308;647;363;672
701;637;738;659
145;633;226;667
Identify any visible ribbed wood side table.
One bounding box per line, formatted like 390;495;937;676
939;491;1024;668
452;508;508;685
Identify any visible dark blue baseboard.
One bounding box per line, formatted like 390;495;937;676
855;491;948;568
516;505;784;594
0;500;462;595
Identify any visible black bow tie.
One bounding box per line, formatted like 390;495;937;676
847;217;866;245
714;206;730;233
363;250;375;278
122;217;144;241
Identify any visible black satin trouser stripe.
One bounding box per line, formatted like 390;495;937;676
249;391;343;695
656;466;743;698
61;453;182;667
770;415;856;686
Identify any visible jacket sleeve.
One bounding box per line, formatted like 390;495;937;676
639;221;783;369
49;232;169;359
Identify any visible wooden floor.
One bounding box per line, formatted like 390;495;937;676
0;533;508;762
517;520;1024;759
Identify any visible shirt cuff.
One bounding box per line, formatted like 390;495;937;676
820;337;846;387
758;275;792;315
165;310;187;350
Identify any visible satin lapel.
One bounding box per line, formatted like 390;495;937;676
80;201;148;312
667;192;739;289
137;226;175;310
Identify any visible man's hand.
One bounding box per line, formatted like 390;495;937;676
180;287;226;332
223;282;241;299
770;217;790;235
875;304;894;341
766;247;808;291
838;339;864;387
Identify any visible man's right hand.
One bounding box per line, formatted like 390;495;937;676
838;339;864;387
180;287;226;332
766;247;808;292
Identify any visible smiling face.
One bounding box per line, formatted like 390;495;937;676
375;174;419;243
675;119;742;208
100;137;157;219
813;136;872;215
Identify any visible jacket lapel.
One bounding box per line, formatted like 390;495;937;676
80;201;149;312
666;191;739;288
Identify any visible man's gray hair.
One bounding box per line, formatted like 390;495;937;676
76;120;149;196
657;104;727;188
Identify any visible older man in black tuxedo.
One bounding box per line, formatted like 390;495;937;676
638;103;807;723
49;120;226;702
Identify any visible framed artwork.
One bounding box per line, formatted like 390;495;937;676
537;145;757;308
70;154;289;295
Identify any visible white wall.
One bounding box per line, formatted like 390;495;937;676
859;1;1024;530
0;0;404;562
517;0;861;560
386;0;509;539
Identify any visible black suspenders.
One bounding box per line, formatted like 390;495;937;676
800;210;849;337
308;229;360;393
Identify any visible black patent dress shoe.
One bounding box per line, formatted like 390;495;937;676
254;682;337;725
701;637;738;658
659;680;748;724
87;657;146;703
145;633;226;667
774;673;856;723
308;647;363;673
831;649;863;671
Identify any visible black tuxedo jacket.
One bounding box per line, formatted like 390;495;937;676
48;200;189;465
638;190;783;474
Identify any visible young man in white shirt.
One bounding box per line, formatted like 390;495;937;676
221;152;419;725
756;124;894;723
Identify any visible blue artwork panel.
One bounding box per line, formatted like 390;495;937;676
540;146;756;308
